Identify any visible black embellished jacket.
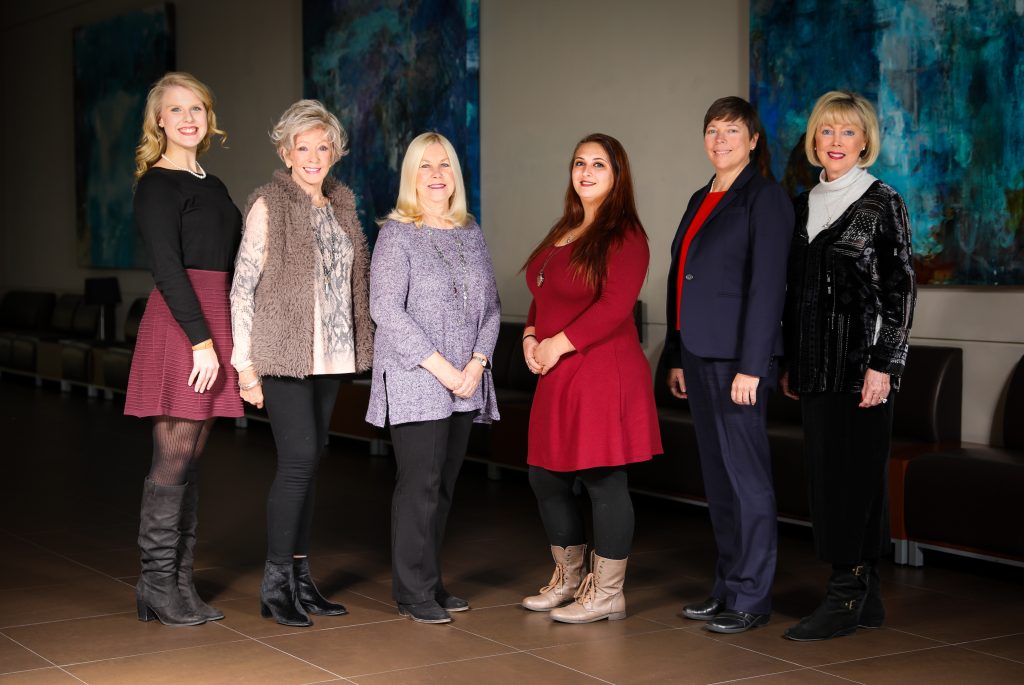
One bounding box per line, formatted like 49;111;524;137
783;180;916;393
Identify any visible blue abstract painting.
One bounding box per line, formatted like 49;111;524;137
751;0;1024;285
74;5;175;268
303;0;480;247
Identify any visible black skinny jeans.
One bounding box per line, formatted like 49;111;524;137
262;375;342;564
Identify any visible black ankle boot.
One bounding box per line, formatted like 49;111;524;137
858;562;885;628
177;482;224;621
784;563;869;641
294;558;347;616
136;479;205;626
260;560;312;627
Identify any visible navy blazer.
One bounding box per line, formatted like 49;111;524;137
664;164;794;378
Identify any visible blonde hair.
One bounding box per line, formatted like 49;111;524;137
134;72;225;181
386;132;471;227
804;90;881;168
270;99;348;165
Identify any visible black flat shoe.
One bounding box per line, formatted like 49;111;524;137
705;609;770;634
437;591;470;612
682;596;725;621
398;600;451;624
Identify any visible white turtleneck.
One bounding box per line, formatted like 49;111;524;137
807;166;877;242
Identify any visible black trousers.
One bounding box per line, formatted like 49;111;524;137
801;390;894;565
262;375;342;563
389;412;474;604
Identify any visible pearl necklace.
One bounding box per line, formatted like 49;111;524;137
160;154;207;179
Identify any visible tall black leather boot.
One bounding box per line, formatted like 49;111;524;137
260;560;312;627
294;557;347;616
136;479;205;626
858;562;885;628
784;564;869;641
177;482;224;621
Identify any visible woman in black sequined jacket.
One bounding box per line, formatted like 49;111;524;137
779;91;916;643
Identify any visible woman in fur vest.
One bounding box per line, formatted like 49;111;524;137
230;100;373;627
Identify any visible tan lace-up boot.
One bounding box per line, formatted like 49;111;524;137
549;553;627;623
521;544;587;611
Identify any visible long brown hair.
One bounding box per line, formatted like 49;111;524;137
523;133;646;291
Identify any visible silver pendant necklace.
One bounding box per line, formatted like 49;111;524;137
427;229;468;311
160;153;207;179
536;230;578;287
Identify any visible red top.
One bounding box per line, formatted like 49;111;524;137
525;229;662;471
675;191;725;330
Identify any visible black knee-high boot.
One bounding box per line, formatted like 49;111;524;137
177;482;224;621
784;564;869;641
136;479;204;626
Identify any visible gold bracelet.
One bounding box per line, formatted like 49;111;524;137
191;339;214;351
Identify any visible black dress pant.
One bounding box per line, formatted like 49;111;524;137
801;390;894;564
389;412;474;604
262;375;342;563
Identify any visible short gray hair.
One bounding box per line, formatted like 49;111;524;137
270;99;348;164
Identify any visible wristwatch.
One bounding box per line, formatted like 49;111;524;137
474;354;490;369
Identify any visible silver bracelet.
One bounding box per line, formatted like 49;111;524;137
239;377;262;391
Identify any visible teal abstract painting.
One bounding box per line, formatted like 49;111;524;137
73;5;174;268
304;0;480;246
751;0;1024;285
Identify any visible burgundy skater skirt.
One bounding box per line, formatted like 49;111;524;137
125;269;243;419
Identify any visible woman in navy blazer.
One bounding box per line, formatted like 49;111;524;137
664;96;793;634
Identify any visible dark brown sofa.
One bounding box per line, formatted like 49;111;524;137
902;354;1024;566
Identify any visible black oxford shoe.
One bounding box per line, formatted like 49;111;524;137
705;609;770;634
437;591;470;612
682;596;725;621
398;600;452;624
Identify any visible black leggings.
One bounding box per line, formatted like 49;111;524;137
528;465;634;560
148;417;216;486
262;375;342;563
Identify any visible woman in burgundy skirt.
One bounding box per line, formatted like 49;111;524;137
125;72;242;626
519;133;662;623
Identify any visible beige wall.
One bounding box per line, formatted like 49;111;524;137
2;0;1021;444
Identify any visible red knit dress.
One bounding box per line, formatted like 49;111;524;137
525;228;662;472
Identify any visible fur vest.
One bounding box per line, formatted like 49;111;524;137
244;169;373;377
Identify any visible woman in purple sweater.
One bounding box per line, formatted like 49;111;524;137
367;132;500;624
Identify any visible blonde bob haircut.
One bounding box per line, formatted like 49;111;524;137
386;132;472;228
134;72;226;181
804;90;881;168
270;99;348;165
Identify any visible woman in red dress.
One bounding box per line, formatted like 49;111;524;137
519;133;662;623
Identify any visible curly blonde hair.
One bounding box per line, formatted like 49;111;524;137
269;99;348;165
134;72;226;181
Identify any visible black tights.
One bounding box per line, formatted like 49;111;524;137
148;417;216;486
528;466;634;560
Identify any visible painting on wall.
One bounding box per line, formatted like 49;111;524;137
751;0;1024;285
74;5;175;269
303;0;480;246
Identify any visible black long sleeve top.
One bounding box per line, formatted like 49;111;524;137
133;168;242;344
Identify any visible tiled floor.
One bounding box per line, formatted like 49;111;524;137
1;379;1022;684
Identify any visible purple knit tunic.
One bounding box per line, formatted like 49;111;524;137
366;219;501;427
